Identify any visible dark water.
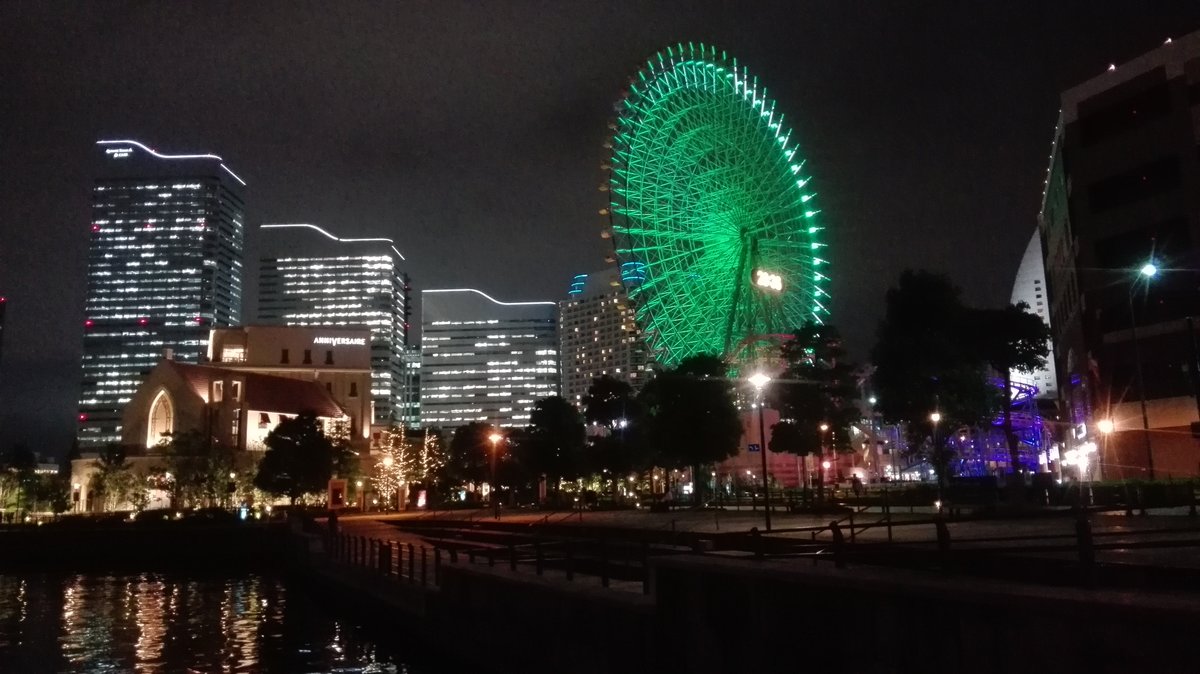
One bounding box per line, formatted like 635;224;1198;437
0;572;431;673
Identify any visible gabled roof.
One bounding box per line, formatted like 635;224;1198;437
162;360;346;418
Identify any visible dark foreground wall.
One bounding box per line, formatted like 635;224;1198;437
653;555;1199;674
0;521;290;572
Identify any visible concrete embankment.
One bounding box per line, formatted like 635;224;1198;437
296;523;1200;674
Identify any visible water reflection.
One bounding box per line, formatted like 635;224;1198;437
0;573;422;673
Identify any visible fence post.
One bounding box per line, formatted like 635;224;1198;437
935;519;951;573
849;512;856;544
434;548;442;585
1075;515;1095;588
379;542;391;576
884;489;893;543
421;547;428;586
408;543;416;583
829;520;846;569
750;526;763;559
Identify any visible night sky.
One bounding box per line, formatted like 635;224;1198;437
2;1;1198;456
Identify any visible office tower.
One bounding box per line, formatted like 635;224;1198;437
420;288;558;430
257;223;410;427
559;269;647;409
401;344;421;429
1042;32;1200;476
1009;232;1057;400
78;139;246;447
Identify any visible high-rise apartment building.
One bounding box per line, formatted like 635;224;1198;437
1009;232;1057;400
78;139;246;447
420;288;558;430
257;224;411;427
1042;32;1200;477
559;269;647;408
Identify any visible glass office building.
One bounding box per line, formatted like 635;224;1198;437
78;139;246;447
257;224;411;426
420;288;558;430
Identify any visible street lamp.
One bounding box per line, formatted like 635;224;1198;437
749;373;772;531
355;479;364;510
1128;261;1157;479
930;411;942;503
488;431;503;520
1097;418;1114;481
817;423;830;502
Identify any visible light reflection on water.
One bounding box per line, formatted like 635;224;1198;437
0;573;424;673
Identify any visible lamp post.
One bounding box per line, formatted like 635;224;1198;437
748;373;772;531
930;411;942;508
818;422;829;503
488;431;503;520
1128;262;1157;480
1097;418;1114;481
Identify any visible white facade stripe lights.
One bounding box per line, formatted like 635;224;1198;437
96;139;247;186
423;288;556;307
261;223;406;260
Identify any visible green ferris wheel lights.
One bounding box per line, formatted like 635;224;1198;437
606;43;829;367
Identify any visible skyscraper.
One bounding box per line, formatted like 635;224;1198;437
1009;232;1057;400
559;269;647;408
257;223;411;427
420;288;558;430
78;139;246;447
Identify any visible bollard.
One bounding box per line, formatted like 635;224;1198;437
1075;515;1095;588
935;520;952;573
1124;483;1135;517
641;541;651;595
829;520;846;568
566;541;575;581
600;541;610;588
1137;487;1148;517
750;526;762;559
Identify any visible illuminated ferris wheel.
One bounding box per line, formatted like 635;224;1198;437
604;43;829;368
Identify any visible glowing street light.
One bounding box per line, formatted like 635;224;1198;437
488;431;504;520
749;373;772;531
1128;259;1158;479
930;412;941;424
1096;419;1114;435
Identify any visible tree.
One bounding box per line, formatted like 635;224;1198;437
637;354;743;505
971;302;1051;476
163;430;235;508
870;271;999;487
771;322;861;501
87;443;133;512
521;396;586;491
253;413;339;505
0;444;37;515
441;422;494;494
582;376;648;481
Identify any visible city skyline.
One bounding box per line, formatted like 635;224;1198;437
3;2;1200;452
